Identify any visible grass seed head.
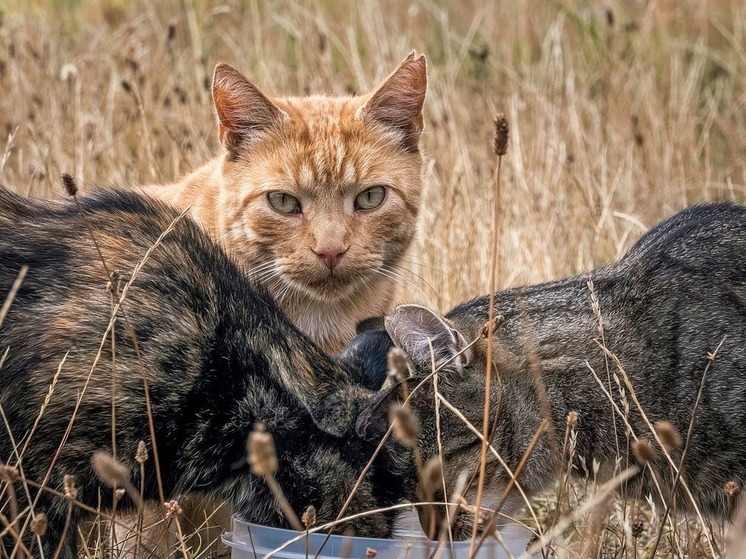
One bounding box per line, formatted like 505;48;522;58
0;464;19;483
31;513;48;536
164;499;182;518
63;474;77;499
107;269;122;295
632;439;656;466
567;411;579;427
420;457;444;497
91;451;131;488
248;422;278;476
655;421;681;451
390;403;420;447
61;172;78;196
725;480;741;497
135;440;148;464
480;315;504;338
301;504;316;528
631;518;645;538
387;347;408;380
493;113;510;156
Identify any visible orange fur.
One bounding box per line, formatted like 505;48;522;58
141;53;427;353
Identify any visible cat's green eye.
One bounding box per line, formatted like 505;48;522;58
355;186;386;211
267;192;302;215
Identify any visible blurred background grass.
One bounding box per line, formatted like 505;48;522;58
0;0;744;310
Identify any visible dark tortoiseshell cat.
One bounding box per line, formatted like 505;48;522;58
0;188;411;558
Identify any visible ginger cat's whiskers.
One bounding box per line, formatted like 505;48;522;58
247;260;277;274
248;262;281;282
375;265;438;307
383;261;438;291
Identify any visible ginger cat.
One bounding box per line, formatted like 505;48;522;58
143;52;427;353
126;53;426;557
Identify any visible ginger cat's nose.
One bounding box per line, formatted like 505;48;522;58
314;246;348;269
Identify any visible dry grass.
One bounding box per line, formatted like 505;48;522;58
2;0;744;303
1;0;745;557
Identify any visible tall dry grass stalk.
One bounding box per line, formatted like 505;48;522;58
469;112;508;556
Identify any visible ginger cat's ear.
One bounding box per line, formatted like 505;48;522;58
358;51;427;151
212;63;287;160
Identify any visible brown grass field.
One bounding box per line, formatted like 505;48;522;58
1;0;745;557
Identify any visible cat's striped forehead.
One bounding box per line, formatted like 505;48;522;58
256;95;418;192
278;94;361;119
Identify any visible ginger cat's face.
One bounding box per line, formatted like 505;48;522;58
211;55;426;343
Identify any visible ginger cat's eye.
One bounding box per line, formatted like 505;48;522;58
267;192;302;214
355;186;386;211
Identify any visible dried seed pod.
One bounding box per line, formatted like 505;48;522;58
725;480;741;497
632;439;656;466
164;499;182;518
0;464;19;482
493;114;510;156
390;403;420;447
135;441;148;464
92;451;130;488
655;421;681;451
387;347;408;380
61;173;78;196
420;457;443;496
31;513;48;536
301;505;316;528
248;423;278;476
631;518;645;538
63;475;77;500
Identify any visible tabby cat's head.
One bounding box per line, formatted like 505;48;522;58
211;53;427;306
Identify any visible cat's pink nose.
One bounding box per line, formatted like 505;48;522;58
314;246;347;269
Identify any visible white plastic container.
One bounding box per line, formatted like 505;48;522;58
223;516;534;559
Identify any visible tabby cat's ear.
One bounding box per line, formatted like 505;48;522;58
358;51;427;151
384;304;470;375
212;63;287;160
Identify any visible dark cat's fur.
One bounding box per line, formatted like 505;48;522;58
357;201;746;529
0;188;418;558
